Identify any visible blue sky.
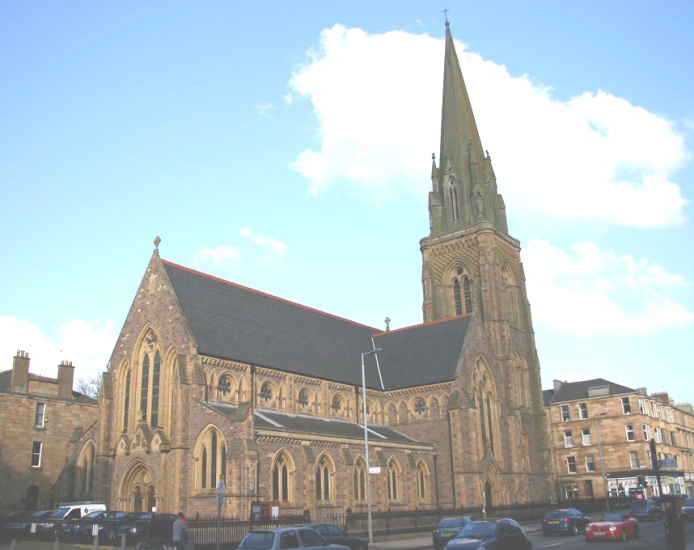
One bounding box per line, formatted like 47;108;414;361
1;1;693;404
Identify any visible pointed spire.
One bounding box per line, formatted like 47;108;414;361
428;22;508;236
440;22;485;178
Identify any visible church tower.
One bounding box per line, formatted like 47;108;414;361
421;23;549;505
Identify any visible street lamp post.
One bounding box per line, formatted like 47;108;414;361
361;347;382;545
595;412;610;511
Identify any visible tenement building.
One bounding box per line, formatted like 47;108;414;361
63;22;551;517
0;351;99;512
545;379;694;501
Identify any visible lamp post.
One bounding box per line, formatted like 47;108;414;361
361;347;382;545
595;412;609;511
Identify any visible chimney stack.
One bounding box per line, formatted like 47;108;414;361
57;360;75;400
10;350;30;393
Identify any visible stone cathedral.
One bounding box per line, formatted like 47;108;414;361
61;22;551;517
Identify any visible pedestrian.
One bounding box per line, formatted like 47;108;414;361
663;496;685;550
173;512;188;550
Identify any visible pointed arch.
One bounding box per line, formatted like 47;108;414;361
258;379;278;407
411;396;427;417
472;357;500;457
415;459;430;502
385;402;398;424
446;263;473;316
330;392;347;418
118;458;157;512
297;386;314;412
500;262;520;326
117;357;132;434
131;324;163;429
427;395;442;418
194;425;228;490
353;457;367;501
76;440;96;496
315;452;335;503
387;458;401;501
271;450;295;503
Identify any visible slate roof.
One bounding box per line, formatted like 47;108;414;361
162;260;469;391
546;378;635;404
253;408;428;448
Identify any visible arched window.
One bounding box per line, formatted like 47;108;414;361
416;461;428;501
298;389;309;408
260;382;273;402
447;176;459;221
272;453;291;502
387;460;399;501
501;264;520;326
473;361;498;458
77;443;95;495
332;395;342;413
452;267;472;315
122;370;131;432
139;351;161;428
197;428;227;490
218;375;231;396
353;459;366;501
315;456;331;502
486;393;495;453
414;398;426;416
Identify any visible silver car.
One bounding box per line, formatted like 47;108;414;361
237;527;350;550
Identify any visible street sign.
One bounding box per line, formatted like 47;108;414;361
660;459;678;468
369;466;381;474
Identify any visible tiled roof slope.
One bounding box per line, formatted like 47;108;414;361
547;378;635;404
162;261;468;391
253;408;428;448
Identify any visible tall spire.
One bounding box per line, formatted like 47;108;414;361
428;22;507;236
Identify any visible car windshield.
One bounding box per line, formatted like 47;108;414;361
238;531;275;549
544;511;567;519
439;518;466;528
455;522;496;539
51;507;72;518
684;499;694;506
603;513;624;522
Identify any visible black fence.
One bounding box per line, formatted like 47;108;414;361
186;497;628;549
0;497;629;550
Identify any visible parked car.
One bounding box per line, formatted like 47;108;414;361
34;502;108;536
444;519;532;550
0;511;35;536
237;527;351;549
433;516;473;550
67;510;132;540
541;509;591;536
681;498;694;522
629;499;663;521
116;513;177;541
584;512;639;542
306;524;367;550
3;510;54;536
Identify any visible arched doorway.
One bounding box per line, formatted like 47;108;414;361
120;460;157;512
26;485;39;511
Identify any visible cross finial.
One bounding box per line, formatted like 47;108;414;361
384;317;391;331
443;8;449;24
154;236;161;249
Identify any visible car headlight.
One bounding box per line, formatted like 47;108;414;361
609;526;617;532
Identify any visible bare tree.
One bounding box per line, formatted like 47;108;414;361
76;373;102;399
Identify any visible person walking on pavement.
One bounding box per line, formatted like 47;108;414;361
173;512;189;550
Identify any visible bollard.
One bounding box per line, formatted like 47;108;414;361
10;538;17;550
93;535;99;550
54;535;60;550
121;532;127;550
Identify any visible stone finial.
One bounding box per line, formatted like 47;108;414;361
384;317;391;331
154;236;161;249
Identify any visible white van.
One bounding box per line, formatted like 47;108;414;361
53;502;107;520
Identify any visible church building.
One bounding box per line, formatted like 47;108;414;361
65;22;551;518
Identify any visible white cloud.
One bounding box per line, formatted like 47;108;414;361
240;227;288;259
0;316;116;382
194;245;240;265
288;25;688;226
523;239;693;336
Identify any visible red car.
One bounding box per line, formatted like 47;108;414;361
585;512;639;542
